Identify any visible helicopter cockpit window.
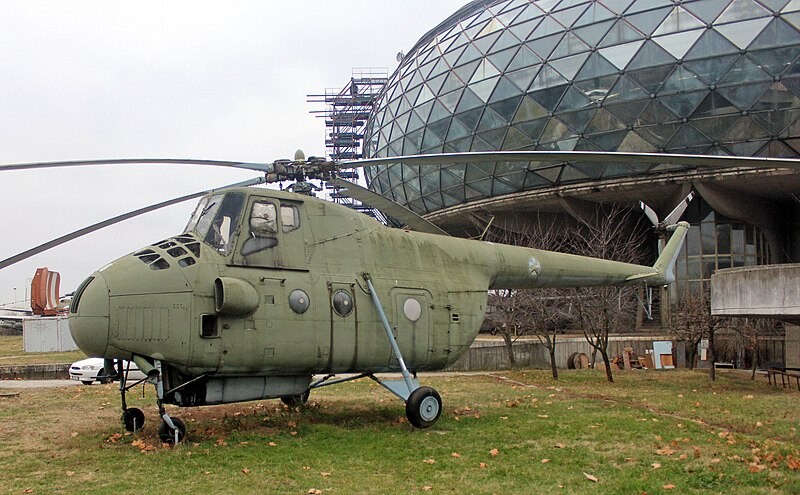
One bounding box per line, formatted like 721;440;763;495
251;202;277;235
186;192;244;256
281;204;300;233
241;201;279;256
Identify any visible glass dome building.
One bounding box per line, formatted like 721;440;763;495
362;0;800;298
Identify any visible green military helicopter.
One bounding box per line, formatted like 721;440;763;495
4;150;793;443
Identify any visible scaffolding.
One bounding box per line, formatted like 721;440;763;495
308;67;388;161
308;68;389;220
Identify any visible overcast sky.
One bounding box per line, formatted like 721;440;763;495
0;0;468;305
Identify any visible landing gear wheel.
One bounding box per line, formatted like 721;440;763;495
96;370;113;384
158;417;186;444
122;408;145;432
281;390;310;408
405;386;442;429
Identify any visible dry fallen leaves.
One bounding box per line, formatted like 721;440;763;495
540;459;550;464
489;448;500;457
423;459;436;465
583;472;598;483
241;468;251;475
422;486;433;492
663;484;676;490
307;489;322;495
656;446;676;456
106;433;123;444
651;462;662;469
451;452;461;458
132;439;156;452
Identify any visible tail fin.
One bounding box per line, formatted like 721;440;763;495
623;221;689;285
652;221;690;284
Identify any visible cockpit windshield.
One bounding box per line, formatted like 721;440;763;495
185;192;245;255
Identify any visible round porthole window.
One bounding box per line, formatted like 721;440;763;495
332;290;353;317
288;289;310;314
403;298;422;322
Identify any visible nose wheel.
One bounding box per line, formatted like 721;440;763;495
158;416;186;444
122;407;145;432
116;357;188;443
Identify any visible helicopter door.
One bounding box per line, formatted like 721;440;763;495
326;282;358;372
391;289;431;369
234;199;305;269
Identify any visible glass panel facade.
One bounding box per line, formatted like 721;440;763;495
364;0;800;216
675;198;771;297
358;0;792;297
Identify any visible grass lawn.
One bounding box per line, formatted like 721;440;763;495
1;369;798;495
0;335;85;366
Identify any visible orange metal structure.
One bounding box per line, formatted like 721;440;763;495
30;267;61;316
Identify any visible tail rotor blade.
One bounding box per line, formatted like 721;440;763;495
639;201;660;227
664;191;695;226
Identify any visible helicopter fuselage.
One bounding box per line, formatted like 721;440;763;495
69;186;683;408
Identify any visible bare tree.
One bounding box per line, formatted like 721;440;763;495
483;206;650;382
670;291;714;370
484;289;524;366
566;207;648;383
719;317;779;379
484;214;576;378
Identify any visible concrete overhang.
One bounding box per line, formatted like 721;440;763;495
711;264;800;324
423;167;800;234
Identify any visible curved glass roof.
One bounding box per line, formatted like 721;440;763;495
364;0;800;215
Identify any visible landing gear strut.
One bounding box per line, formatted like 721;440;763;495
152;359;185;444
363;274;443;429
111;358;147;433
115;357;187;443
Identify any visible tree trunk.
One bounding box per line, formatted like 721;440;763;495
600;348;614;383
687;344;697;371
502;332;516;367
708;326;717;381
548;344;559;380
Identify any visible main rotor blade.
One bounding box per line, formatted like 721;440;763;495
0;158;275;173
340;151;800;170
0;177;265;270
328;177;448;236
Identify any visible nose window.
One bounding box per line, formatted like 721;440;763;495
69;276;95;314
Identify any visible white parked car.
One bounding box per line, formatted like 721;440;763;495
69;357;147;385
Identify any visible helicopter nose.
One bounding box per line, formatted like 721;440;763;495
68;273;110;358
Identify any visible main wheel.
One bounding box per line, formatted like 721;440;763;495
122;408;145;432
158;417;186;444
281;389;310;408
96;370;113;384
405;386;442;429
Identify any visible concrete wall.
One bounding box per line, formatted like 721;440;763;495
23;317;76;352
0;363;70;380
711;264;800;321
448;335;677;371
